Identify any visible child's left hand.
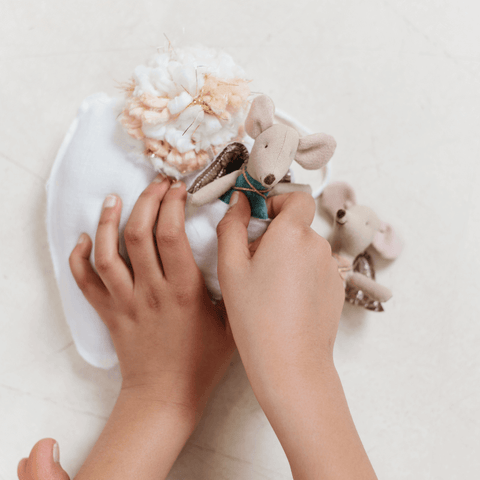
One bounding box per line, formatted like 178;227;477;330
69;174;236;413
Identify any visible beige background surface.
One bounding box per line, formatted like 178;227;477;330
1;0;479;478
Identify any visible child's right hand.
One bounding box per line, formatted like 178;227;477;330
216;191;345;397
217;191;378;480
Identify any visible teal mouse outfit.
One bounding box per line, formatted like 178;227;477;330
220;169;270;219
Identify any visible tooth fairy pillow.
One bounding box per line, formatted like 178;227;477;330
46;45;335;368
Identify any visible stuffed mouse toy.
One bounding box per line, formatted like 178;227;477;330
188;94;337;219
319;181;402;311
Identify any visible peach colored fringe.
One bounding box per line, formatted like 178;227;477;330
119;76;250;175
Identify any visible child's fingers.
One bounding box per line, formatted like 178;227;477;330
254;193;316;261
17;458;27;479
215;300;236;350
70;234;109;306
156;182;201;284
267;191;316;226
247;234;264;256
24;439;70;480
217;192;252;276
124;175;170;283
94;194;133;297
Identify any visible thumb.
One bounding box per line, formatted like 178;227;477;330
216;191;251;277
18;439;70;480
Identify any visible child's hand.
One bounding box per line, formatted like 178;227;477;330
17;439;69;480
69;175;235;415
216;192;377;480
217;190;344;391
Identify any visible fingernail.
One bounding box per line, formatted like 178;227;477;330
103;195;117;209
153;173;166;183
53;442;60;464
77;233;86;245
170;181;183;189
229;191;239;208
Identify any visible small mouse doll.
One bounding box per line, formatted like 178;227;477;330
319;182;402;311
188;94;337;219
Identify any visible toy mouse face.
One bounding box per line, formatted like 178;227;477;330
247;124;300;188
245;95;337;188
320;182;402;260
334;205;383;257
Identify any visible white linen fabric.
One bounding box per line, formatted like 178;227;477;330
46;93;268;369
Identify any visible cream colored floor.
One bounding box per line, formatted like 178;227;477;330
1;0;480;478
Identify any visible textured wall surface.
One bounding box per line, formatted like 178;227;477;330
1;0;479;478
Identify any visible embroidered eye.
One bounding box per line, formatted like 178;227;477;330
265;144;268;148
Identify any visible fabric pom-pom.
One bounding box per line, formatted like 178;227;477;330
119;45;251;178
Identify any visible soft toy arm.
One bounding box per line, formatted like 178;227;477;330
188;170;241;206
269;182;312;197
347;273;392;303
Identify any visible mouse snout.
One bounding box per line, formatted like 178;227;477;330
336;209;346;219
264;174;275;185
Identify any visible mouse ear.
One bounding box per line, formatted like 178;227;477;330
319;182;357;219
245;95;275;139
295;133;336;170
371;222;403;259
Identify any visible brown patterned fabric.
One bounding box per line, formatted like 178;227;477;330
188;142;292;195
188;142;249;194
345;252;384;312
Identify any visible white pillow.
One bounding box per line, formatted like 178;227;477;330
47;93;151;368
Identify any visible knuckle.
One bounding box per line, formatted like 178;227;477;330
101;306;125;333
144;287;162;311
281;222;332;258
282;191;314;213
95;254;114;274
315;234;332;257
173;286;197;306
72;270;95;297
74;274;90;292
103;318;120;335
291;190;315;207
309;236;332;263
216;219;226;238
157;224;181;247
166;185;187;199
216;215;235;239
124;224;147;246
283;221;312;242
139;187;156;200
216;222;227;240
